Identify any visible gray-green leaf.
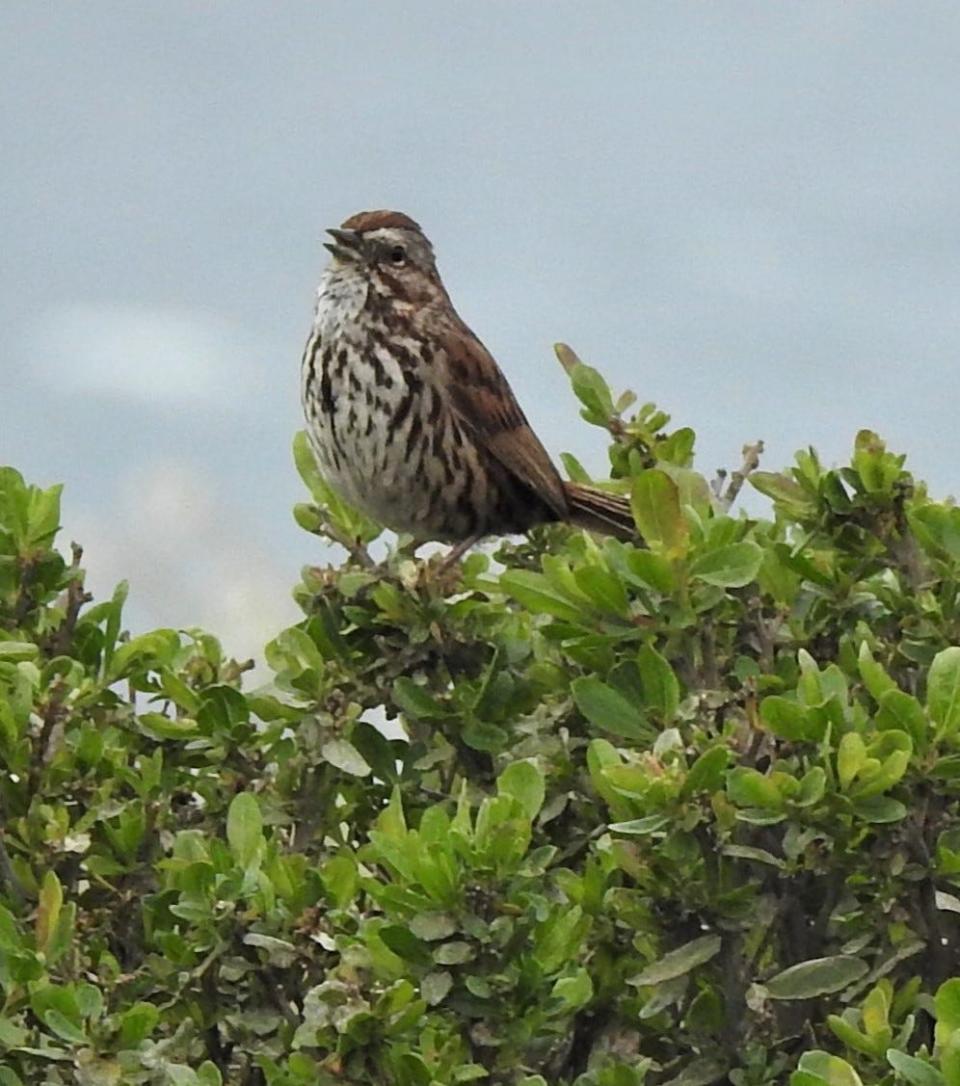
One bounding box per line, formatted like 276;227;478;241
765;955;867;1000
630;934;722;986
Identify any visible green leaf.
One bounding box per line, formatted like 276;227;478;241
574;565;629;617
409;913;456;942
838;732;868;790
792;1051;864;1086
861;982;891;1038
0;641;38;661
609;814;672;836
226;792;263;869
433;941;474;965
552;968;593;1009
942;1033;960;1086
885;1050;944;1086
853;429;903;494
137;712;199;740
631;470;688;558
555;345;615;421
722;844;784;868
393;677;446;719
765;956;868;999
750;470;815;514
500;569;587;622
497;760;545;821
761;696;816;741
43;1008;87;1045
660;1058;730;1086
560;451;592;484
571;676;654;741
851;796;907;823
623;548;675;593
322;853;359;909
936;978;960;1039
826;1014;880;1059
119;1001;160;1048
690;541;763;588
858;642;898;703
166;1068;201;1086
630;934;722;986
379;925;431;965
321;738;372;777
911;503;960;560
421;971;453;1006
0;1017;28;1048
877;689;928;749
928;647;960;736
682;746;729;796
797;767;827;807
197;1064;223;1086
35;870;62;956
727;767;784;810
638;644;680;721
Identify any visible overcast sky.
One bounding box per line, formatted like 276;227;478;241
3;3;959;663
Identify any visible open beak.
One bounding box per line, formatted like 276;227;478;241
323;227;363;261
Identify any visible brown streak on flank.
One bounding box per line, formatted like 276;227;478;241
342;210;423;234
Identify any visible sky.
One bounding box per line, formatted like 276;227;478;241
3;3;960;666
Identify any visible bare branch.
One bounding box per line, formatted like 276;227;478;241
0;828;26;906
47;543;93;657
720;441;765;512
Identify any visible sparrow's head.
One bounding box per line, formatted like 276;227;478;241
324;210;441;301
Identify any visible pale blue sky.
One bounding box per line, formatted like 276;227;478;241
4;3;960;659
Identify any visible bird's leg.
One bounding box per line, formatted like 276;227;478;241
439;534;483;572
415;535;483;596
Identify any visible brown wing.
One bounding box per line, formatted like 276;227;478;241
438;323;569;519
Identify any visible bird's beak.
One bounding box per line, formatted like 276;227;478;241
323;227;363;261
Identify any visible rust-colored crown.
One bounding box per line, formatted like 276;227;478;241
340;209;423;234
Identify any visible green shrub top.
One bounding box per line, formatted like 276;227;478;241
1;349;960;1086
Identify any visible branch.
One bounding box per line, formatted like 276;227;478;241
717;441;765;512
10;556;38;628
0;827;26;906
28;681;68;799
46;543;93;657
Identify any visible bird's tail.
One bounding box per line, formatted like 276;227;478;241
563;482;636;541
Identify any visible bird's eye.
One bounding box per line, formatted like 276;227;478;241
389;245;406;265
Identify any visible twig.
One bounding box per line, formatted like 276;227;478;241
701;620;719;689
710;469;727;501
907;798;950;990
10;556;38;628
0;827;26;906
310;522;375;569
719;441;765;512
28;681;68;799
47;543;93;657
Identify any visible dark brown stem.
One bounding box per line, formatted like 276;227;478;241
701;621;719;690
0;827;26;905
907;796;951;990
46;543;93;657
10;555;38;628
28;681;68;799
717;930;747;1054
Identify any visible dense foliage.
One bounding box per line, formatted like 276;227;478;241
3;349;960;1086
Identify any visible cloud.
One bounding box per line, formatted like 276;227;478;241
69;457;300;672
26;302;270;410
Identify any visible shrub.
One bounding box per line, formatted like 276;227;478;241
1;349;960;1085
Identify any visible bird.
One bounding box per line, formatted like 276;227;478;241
300;210;635;564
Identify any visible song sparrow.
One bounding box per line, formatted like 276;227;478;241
300;210;634;560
